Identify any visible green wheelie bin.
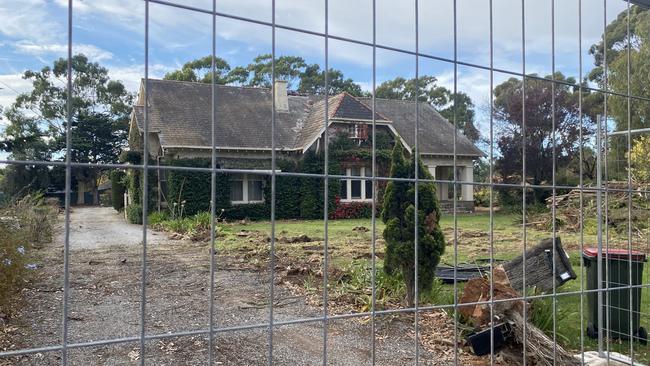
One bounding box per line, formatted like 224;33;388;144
583;247;647;345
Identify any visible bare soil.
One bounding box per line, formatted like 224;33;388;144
1;207;487;365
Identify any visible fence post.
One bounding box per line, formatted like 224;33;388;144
596;114;604;357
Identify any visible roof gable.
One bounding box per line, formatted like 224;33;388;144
131;79;483;157
330;93;390;122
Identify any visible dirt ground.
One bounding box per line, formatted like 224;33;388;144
1;207;488;365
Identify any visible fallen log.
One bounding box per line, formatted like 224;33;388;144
503;237;576;294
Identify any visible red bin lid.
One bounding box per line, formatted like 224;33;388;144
583;247;647;262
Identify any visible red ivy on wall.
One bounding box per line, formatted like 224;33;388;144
329;196;373;219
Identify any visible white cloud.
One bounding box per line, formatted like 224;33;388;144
4;0;631;120
0;73;33;125
108;63;176;93
13;41;114;62
0;0;63;42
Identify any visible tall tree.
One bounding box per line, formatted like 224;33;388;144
589;6;650;166
297;64;363;96
164;54;365;97
11;54;133;204
375;75;479;142
163;56;233;84
0;106;52;197
381;141;445;307
493;73;597;202
245;54;307;89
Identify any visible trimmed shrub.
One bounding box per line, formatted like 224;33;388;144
110;170;126;211
227;203;269;220
167;159;230;216
126;204;143;225
382;141;445;307
330;197;373;219
299;151;340;219
271;159;302;219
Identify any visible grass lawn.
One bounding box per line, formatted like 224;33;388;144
215;210;650;361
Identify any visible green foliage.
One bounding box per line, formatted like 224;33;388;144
630;135;650;183
1;195;57;313
329;261;406;311
272;159;302;219
473;186;492;208
119;150;143;165
299;151;340;219
110;170;126;211
126;204;143;225
163;54;365;96
246;54;307;88
381;141;446;307
227;203;269;220
148;211;169;226
494;72;595;204
166;159;230;216
589;7;650;158
297;64;364;96
163;56;233;84
6;54;134;201
529;295;573;344
125;171;141;205
0;164;50;198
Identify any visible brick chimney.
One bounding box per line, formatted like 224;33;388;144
274;80;289;112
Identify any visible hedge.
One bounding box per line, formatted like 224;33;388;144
298;151;340;219
121;151;157;210
270;159;302;219
227;203;269;220
167;159;230;216
110;170;126;211
330;199;373;219
126;203;143;224
152;150;384;220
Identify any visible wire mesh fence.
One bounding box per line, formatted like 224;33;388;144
0;0;649;365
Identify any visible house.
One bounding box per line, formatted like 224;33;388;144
128;79;483;214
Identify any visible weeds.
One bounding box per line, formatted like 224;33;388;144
149;210;225;240
324;261;455;312
529;294;574;344
0;194;57;313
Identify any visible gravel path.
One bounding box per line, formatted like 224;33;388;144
60;206;165;249
1;207;480;365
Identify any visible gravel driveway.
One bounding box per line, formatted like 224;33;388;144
1;206;482;365
60;206;165;249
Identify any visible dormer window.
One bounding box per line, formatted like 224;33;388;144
346;124;368;140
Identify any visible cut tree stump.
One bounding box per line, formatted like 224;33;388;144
503;237;577;293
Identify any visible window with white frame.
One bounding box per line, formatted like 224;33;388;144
230;174;264;204
340;166;373;202
347;124;361;139
345;123;368;139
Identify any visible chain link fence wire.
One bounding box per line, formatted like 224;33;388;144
1;0;650;365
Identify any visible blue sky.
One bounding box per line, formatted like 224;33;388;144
0;0;630;136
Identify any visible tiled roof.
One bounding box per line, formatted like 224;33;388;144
331;93;390;122
132;79;483;157
358;97;484;156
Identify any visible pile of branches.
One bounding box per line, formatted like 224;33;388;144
528;182;650;236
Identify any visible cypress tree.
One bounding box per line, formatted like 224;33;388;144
381;141;446;307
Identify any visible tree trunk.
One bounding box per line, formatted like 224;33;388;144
91;179;99;205
77;180;86;205
405;270;415;308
